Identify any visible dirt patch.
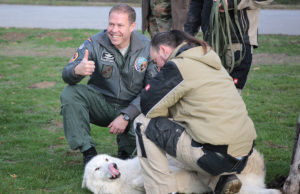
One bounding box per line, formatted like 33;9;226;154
64;150;81;157
43;120;63;132
2;32;28;41
9;64;21;70
52;121;63;129
263;140;289;149
0;46;76;58
54;36;73;42
28;81;56;89
252;53;300;66
48;144;65;151
37;32;73;42
1;46;299;66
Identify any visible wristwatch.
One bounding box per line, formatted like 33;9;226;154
122;113;130;121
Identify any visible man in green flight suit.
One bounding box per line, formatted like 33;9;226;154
60;4;157;166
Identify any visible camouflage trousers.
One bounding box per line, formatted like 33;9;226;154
148;0;172;37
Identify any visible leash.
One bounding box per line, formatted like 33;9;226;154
130;147;137;158
204;0;245;73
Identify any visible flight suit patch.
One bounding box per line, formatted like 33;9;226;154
101;65;113;79
69;52;78;63
134;57;148;72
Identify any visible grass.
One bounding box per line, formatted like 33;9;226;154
0;27;300;193
0;28;115;193
257;35;300;56
244;63;300;183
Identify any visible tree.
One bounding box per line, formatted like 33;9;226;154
283;114;300;194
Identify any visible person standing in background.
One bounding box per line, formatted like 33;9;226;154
184;0;273;94
142;0;190;38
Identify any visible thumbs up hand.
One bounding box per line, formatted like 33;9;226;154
74;49;95;76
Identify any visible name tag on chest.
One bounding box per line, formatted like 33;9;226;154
101;51;115;63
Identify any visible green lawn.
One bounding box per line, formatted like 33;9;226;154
0;27;299;193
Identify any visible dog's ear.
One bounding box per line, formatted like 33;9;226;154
82;176;87;188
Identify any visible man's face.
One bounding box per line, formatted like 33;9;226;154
150;46;171;72
107;11;136;50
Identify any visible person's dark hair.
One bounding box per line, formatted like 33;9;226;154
109;4;136;24
151;30;208;54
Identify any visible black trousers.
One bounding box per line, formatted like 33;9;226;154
184;0;203;36
230;44;253;89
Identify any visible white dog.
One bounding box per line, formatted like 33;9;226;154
82;149;281;194
82;154;144;194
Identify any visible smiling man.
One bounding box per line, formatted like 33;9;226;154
60;4;157;166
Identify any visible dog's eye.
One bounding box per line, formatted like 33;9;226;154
95;167;100;171
105;158;108;162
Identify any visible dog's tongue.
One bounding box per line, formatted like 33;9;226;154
108;163;120;178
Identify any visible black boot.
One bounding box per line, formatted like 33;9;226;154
214;174;242;194
116;135;131;160
83;147;97;166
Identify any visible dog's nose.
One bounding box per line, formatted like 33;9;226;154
108;162;120;179
113;163;118;169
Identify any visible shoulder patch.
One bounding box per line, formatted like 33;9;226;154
134;57;148;72
69;52;78;63
101;51;115;62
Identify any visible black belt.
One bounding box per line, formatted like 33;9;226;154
103;95;131;106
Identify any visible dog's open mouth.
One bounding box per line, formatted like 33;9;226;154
108;163;120;179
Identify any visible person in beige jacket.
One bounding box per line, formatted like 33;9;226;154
134;30;257;194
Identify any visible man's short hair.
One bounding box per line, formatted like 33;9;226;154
109;4;136;24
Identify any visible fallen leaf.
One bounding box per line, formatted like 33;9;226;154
28;81;56;89
10;174;18;178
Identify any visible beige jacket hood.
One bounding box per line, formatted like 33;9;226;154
171;44;222;71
